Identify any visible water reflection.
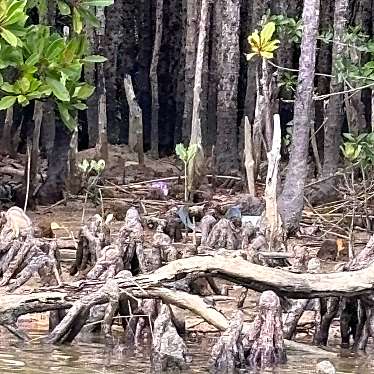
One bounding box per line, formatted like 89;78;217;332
0;329;370;373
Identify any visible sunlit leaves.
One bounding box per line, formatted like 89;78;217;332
246;22;279;61
175;143;198;164
0;0;112;133
57;0;114;33
46;76;70;101
0;0;27;46
81;55;107;63
341;133;374;166
0;95;16;109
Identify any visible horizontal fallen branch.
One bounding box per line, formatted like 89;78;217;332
143;255;374;298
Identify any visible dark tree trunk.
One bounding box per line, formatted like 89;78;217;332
103;0;124;146
174;0;187;145
279;0;321;232
314;0;334;161
118;0;137;145
37;122;71;205
215;0;240;174
322;0;349;177
206;1;220;148
135;0;154;151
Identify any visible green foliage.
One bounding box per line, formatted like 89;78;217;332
175;143;198;164
0;0;28;47
341;133;374;166
268;14;302;43
78;158;106;175
278;72;297;94
175;143;198;202
58;0;114;33
246;22;279;61
0;0;113;131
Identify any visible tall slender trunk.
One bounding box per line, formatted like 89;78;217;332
182;0;198;144
188;0;209;191
322;0;349;177
96;7;108;162
103;0;124;147
174;0;187;145
136;0;153;150
29;101;43;196
279;0;320;232
314;0;334;161
85;24;98;147
150;0;164;158
215;0;240;174
206;1;220;148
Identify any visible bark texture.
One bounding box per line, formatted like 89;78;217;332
215;0;240;174
279;0;320;232
322;0;349;176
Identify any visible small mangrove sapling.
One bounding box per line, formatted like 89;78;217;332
78;158;106;222
175;143;198;201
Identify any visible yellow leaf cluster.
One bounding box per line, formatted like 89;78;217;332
246;22;279;61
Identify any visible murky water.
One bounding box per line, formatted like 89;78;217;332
0;328;372;374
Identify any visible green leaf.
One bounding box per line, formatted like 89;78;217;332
0;27;18;47
80;0;114;6
1;82;16;93
57;0;71;15
73;84;95;99
175;143;187;162
57;102;76;131
17;94;28;105
46;77;70;101
25;52;40;66
81;55;107;63
0;95;16;110
45;38;65;60
73;102;87;110
16;76;30;93
77;7;100;27
260;22;276;44
72;8;83;34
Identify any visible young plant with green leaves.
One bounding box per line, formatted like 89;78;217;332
78;158;106;221
175;143;198;202
0;0;113;130
246;21;280;61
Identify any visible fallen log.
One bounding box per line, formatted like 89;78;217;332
143;255;374;298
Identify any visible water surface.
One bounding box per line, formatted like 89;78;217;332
0;328;371;373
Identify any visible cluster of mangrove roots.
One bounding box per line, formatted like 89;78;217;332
2;199;374;371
